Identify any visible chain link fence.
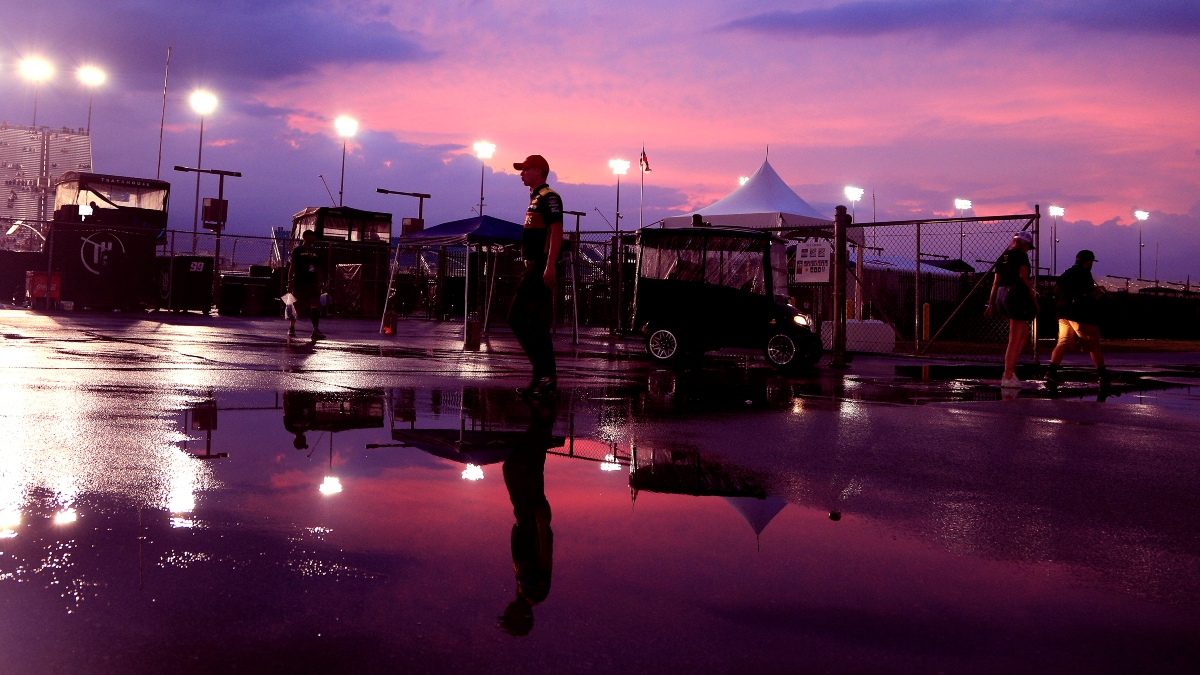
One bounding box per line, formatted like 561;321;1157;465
786;213;1040;356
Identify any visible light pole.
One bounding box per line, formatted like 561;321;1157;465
1048;206;1065;275
473;141;495;217
188;91;217;253
954;198;972;261
18;58;53;127
77;66;106;135
609;159;630;232
845;187;866;321
1135;210;1150;279
609;159;630;333
334;116;358;207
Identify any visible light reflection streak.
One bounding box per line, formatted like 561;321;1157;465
600;454;622;471
319;476;343;495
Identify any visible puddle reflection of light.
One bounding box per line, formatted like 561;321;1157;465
54;508;77;525
461;464;484;481
600;454;622;471
319;476;343;495
170;517;194;529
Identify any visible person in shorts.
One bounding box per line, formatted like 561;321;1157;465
1047;250;1108;384
985;231;1039;388
287;230;326;340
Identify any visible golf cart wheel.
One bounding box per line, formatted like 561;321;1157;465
646;325;685;364
765;332;813;373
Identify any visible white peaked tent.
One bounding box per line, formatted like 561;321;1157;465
662;159;831;229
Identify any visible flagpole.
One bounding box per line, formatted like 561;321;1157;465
639;145;644;229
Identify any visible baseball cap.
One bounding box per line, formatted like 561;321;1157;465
1013;231;1035;248
513;155;550;173
1075;249;1097;262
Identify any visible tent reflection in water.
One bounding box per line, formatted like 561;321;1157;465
283;391;385;450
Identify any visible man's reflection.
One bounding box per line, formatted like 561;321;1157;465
498;398;557;637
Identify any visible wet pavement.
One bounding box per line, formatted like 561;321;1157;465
1;311;1199;674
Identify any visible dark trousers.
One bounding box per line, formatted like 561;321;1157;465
508;267;556;380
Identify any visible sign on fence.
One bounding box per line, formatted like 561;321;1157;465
794;237;831;283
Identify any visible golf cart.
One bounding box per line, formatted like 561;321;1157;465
633;226;821;372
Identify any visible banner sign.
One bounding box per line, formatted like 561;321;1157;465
794;237;831;283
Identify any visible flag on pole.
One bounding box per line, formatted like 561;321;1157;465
639;147;651;172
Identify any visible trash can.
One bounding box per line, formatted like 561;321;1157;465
157;256;214;313
218;275;270;316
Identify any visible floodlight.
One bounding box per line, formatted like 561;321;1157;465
189;90;217;116
77;66;106;87
954;199;972;211
1049;206;1065;217
739;176;749;186
5;224;18;236
18;57;52;82
473;141;496;159
334;116;358;138
609;159;631;175
845;186;865;202
1134;210;1150;221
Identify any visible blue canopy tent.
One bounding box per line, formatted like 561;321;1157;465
384;215;525;338
393;215;522;248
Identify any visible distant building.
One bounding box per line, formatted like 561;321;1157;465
0;122;93;232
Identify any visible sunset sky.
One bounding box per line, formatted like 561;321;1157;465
3;1;1198;279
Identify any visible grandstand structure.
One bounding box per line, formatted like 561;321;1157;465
1;123;93;251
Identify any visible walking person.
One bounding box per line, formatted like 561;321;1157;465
509;155;563;398
287;229;326;340
1046;250;1109;385
985;231;1039;388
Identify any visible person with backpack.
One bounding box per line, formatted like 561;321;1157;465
1046;250;1108;385
985;231;1039;388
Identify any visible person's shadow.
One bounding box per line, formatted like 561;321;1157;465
498;398;557;637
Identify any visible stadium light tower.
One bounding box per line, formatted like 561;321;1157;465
77;66;106;135
189;90;218;252
844;186;865;222
1135;210;1150;278
609;159;631;232
473;141;495;217
1048;206;1065;275
334;116;358;207
18;57;53;127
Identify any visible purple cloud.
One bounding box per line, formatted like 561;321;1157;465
1;0;431;91
726;1;1200;37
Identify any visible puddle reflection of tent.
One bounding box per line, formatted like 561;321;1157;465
723;496;787;540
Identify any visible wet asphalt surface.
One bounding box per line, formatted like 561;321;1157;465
1;311;1199;674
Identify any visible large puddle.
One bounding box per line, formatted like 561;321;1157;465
1;371;1199;672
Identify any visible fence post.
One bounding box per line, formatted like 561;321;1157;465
914;221;922;355
45;223;54;311
832;206;850;369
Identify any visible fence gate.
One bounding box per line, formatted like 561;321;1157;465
786;209;1041;359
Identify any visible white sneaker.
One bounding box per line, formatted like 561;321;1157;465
1000;376;1022;388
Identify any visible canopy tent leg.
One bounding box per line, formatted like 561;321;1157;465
463;244;471;343
571;232;580;345
379;241;401;333
483;246;498;333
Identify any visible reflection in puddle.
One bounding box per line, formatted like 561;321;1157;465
0;369;1198;670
